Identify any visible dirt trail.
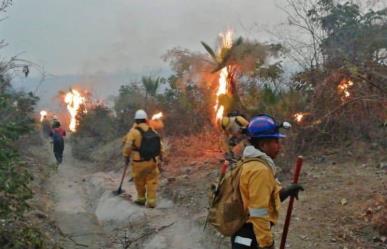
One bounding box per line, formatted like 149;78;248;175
46;140;386;249
47;143;211;249
48;145;108;248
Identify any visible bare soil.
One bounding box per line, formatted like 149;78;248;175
31;135;387;249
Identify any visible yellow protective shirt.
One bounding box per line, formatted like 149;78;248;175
122;123;152;161
221;115;249;136
239;159;282;247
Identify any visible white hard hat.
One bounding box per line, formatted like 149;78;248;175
134;109;148;120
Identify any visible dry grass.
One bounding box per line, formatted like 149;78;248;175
163;130;223;174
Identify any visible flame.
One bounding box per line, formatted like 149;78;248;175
215;67;229;120
214;30;233;123
294;112;309;123
149;112;164;130
151;112;163;120
40;110;47;122
337;79;354;101
219;30;233;51
64;89;86;132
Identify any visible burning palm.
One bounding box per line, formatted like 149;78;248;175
201;30;242;123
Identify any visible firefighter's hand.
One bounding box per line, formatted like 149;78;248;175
280;184;304;202
124;157;130;165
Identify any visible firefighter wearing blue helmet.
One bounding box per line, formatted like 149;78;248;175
231;114;304;249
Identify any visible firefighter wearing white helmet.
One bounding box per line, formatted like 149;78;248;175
122;109;162;208
134;109;148;120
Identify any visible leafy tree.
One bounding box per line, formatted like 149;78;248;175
114;84;145;134
284;0;387;146
0;61;45;248
71;104;118;160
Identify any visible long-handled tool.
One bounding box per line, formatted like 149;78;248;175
112;162;129;195
280;156;304;249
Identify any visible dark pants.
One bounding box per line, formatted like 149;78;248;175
53;140;64;164
231;223;259;249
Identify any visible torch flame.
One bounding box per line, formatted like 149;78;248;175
149;112;164;130
40;110;47;122
337;79;354;101
64;89;86;132
151;112;163;120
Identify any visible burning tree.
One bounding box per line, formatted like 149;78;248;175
63;88;87;132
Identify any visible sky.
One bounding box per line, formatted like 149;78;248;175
1;0;288;77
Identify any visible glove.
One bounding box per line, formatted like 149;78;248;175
124;157;130;165
280;183;304;202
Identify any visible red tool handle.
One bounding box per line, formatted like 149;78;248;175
220;160;229;176
279;156;304;249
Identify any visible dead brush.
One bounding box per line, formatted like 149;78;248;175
293;70;386;151
164;129;223;173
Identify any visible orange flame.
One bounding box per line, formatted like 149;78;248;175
294;112;309;123
151;112;163;120
64;89;86;132
337;79;354;101
40;110;47;122
214;30;233;123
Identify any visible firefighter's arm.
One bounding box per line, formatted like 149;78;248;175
122;131;134;158
247;168;275;248
236;116;249;128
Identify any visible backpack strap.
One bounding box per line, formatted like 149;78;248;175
132;126;144;151
235;116;243;127
135;126;145;135
239;157;274;175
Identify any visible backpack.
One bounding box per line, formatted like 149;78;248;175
207;157;268;236
135;127;161;161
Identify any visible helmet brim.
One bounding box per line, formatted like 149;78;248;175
250;133;286;139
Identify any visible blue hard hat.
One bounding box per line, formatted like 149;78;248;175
247;114;286;139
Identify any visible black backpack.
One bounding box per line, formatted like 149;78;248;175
135;127;161;161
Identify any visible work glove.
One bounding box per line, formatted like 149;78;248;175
280;183;304;202
124;157;130;165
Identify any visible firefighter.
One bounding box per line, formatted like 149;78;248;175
49;121;66;165
231;114;304;249
51;114;60;128
220;111;249;160
122;109;162;208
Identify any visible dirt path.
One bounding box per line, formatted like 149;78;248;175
48;145;109;248
46;140;386;249
47;143;213;249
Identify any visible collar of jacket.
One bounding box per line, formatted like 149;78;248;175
242;145;277;176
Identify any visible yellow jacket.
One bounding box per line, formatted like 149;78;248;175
122;123;153;161
221;115;249;136
239;158;281;247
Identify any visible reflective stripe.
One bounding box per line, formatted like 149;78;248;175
249;208;268;217
234;236;252;246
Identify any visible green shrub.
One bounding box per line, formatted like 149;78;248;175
0;68;46;248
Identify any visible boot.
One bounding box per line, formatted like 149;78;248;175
146;199;156;208
134;197;146;206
